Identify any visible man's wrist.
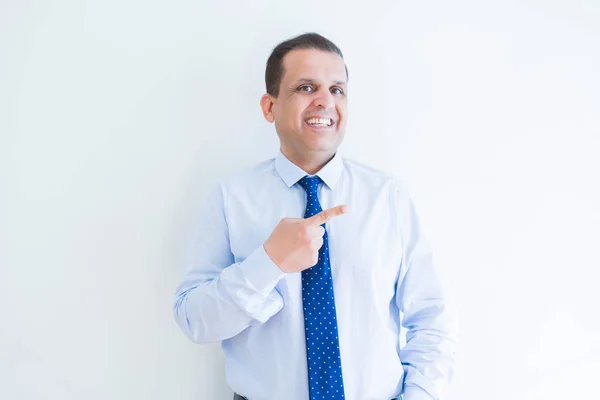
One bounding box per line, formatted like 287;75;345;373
237;244;286;296
402;385;431;400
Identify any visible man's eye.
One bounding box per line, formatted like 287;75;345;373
298;85;314;92
331;87;344;95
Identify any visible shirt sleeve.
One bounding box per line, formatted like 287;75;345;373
393;182;459;400
172;182;287;344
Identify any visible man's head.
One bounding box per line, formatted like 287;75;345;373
260;33;348;167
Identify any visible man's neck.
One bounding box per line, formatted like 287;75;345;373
281;147;336;175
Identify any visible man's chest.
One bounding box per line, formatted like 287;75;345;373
226;190;403;286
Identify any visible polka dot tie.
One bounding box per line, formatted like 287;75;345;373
298;175;345;400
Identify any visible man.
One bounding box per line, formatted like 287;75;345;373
173;32;457;400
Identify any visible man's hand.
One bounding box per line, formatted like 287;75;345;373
263;205;349;273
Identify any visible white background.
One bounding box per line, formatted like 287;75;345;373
1;0;599;399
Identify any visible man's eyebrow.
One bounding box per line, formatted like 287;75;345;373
295;78;347;86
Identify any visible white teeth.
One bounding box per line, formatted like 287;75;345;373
306;117;332;126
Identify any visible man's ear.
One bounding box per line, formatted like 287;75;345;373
260;93;275;123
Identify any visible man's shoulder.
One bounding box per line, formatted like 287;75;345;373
217;156;277;189
341;156;406;189
341;156;417;206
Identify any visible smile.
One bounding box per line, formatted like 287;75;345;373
304;117;334;127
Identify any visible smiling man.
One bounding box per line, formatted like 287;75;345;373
173;33;457;400
259;47;348;174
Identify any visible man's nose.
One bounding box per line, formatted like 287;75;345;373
312;89;335;109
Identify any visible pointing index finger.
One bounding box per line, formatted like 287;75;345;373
305;205;349;226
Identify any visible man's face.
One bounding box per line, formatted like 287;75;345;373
261;48;348;160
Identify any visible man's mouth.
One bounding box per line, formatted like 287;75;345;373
304;117;334;127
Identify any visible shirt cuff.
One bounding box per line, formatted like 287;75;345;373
220;245;287;323
403;385;432;400
238;244;286;296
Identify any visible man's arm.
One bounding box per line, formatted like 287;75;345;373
172;182;286;343
394;183;459;400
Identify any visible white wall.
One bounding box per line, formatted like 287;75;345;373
2;1;599;399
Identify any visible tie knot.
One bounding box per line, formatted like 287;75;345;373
298;175;322;195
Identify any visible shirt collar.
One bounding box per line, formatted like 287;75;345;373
274;148;344;190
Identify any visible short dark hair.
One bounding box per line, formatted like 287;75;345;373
265;32;348;97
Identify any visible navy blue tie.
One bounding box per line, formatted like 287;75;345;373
298;175;345;400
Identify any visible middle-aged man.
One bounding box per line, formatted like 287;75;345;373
173;32;458;400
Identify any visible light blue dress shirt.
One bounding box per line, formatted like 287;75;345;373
173;149;458;400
